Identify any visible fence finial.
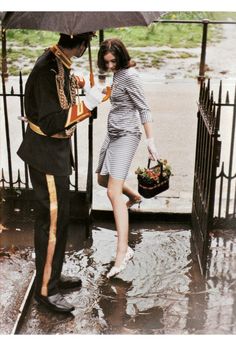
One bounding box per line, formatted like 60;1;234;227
218;80;222;104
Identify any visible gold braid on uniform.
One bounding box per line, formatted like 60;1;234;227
50;45;79;136
50;45;72;69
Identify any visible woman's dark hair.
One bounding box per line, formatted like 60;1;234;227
58;32;93;49
97;38;136;72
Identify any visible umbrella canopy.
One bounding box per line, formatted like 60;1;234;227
2;11;163;35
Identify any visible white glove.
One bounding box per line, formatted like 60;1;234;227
145;137;159;161
83;84;104;110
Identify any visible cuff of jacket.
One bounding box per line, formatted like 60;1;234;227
140;111;153;124
65;102;92;127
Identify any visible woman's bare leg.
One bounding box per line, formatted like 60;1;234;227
98;173;141;203
122;182;141;200
107;176;129;267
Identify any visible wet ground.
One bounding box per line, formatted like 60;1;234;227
0;218;235;335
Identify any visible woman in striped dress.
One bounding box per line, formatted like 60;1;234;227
96;39;158;278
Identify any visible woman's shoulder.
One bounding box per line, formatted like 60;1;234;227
126;68;141;89
124;67;139;76
117;67;140;83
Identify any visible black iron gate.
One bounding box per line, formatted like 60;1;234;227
0;71;95;229
192;79;236;273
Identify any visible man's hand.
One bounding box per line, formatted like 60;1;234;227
75;76;85;88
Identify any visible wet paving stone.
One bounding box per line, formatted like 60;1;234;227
1;221;236;334
0;247;34;334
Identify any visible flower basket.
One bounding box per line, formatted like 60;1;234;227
135;159;171;199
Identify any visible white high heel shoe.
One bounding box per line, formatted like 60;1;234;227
126;196;142;209
107;246;134;278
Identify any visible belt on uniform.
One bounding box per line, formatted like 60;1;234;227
29;121;71;139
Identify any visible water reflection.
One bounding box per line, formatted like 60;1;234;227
99;280;133;333
185;235;208;334
16;223;236;334
203;229;236;334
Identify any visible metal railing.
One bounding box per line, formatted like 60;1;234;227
0;71;95;227
155;19;236;81
214;86;236;226
192;79;236;273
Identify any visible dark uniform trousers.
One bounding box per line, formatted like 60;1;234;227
29;165;70;297
17;49;76;297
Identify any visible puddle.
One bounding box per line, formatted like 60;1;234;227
1;221;235;334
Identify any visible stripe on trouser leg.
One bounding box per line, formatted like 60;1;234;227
41;175;58;296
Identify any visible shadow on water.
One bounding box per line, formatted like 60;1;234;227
1;219;236;334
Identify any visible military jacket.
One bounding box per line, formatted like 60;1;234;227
17;49;74;176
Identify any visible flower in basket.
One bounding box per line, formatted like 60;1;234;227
135;159;172;186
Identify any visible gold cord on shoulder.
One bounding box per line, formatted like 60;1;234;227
51;49;78;136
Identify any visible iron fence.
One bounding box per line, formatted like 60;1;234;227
0;71;95;226
192;79;236;273
214;86;236;227
155;19;236;81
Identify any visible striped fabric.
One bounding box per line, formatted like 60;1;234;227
96;134;140;180
96;67;152;180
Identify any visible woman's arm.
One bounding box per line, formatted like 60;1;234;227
125;72;152;124
143;121;154;139
143;122;159;160
125;71;158;160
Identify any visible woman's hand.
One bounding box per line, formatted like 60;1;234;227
83;85;104;110
145;137;159;161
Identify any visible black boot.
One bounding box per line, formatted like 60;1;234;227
58;274;82;290
35;292;75;313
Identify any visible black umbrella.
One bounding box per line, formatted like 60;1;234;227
1;11;164;85
2;11;163;35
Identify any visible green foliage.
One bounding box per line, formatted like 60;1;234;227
6;30;59;47
104;11;223;48
3;11;235;75
5;11;225;49
6;29;100;47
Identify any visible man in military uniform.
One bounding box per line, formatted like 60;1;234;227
17;32;103;313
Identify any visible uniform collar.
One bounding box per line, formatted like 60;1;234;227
50;45;72;69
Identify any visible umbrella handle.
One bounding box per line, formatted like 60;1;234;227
89;72;95;88
88;40;110;102
88;40;95;87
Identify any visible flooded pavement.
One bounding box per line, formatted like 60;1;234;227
0;244;34;334
1;220;235;334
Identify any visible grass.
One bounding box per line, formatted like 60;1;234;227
6;30;60;47
6;46;197;75
2;11;235;75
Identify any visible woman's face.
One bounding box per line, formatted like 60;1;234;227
104;52;117;72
